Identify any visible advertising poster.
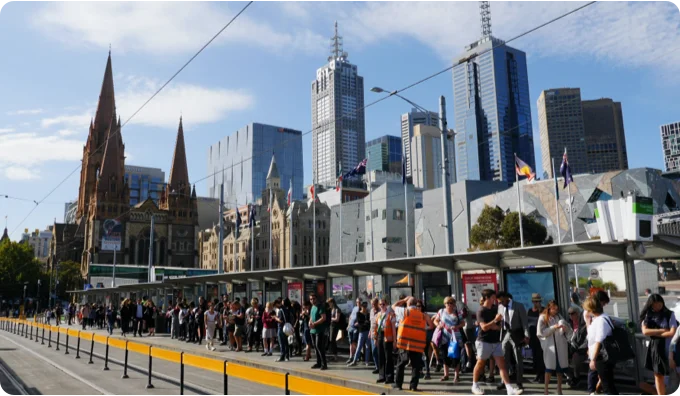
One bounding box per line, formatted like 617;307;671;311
288;282;303;303
462;273;498;314
424;285;451;313
304;280;326;301
504;269;557;309
251;290;263;304
101;219;122;251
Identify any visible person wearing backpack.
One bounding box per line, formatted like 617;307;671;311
583;296;616;395
641;293;678;396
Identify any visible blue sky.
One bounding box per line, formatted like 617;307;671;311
0;1;678;240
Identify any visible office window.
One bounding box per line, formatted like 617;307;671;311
393;209;404;220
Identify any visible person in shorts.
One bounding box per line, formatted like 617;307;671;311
232;301;245;352
471;289;522;396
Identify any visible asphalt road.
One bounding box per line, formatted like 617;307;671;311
0;329;294;395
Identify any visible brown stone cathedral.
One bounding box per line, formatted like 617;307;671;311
69;52;199;279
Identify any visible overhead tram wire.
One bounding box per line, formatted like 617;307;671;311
190;1;598;187
8;1;255;237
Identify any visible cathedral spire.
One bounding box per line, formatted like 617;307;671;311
98;116;122;189
93;51;117;142
168;116;189;194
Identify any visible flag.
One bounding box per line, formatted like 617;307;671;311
235;205;242;230
287;182;292;205
248;204;256;228
310;184;315;200
560;149;574;189
514;155;535;182
343;158;367;179
553;167;560;201
335;175;343;192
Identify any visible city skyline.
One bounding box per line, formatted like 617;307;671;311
0;1;678;238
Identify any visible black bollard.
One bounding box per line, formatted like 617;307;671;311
88;336;94;364
64;333;70;355
55;331;60;351
41;326;45;345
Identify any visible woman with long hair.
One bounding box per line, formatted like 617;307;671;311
433;296;465;383
583;296;616;395
327;298;340;361
300;300;313;361
348;301;371;366
262;302;276;356
144;301;156;336
120;299;131;337
537;300;572;395
245;298;262;352
641;293;677;396
204;302;220;351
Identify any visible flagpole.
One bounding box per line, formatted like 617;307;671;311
368;153;375;261
250;196;254;272
515;154;524;248
269;188;273;270
313;178;317;267
566;147;575;243
339;161;343;264
234;200;239;272
552;157;561;244
289;177;293;269
403;150;410;257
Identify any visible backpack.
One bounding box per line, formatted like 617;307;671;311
336;309;347;330
600;317;635;363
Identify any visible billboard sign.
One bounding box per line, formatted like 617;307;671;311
503;268;558;310
101;219;122;251
462;273;498;314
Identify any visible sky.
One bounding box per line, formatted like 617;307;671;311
0;1;679;240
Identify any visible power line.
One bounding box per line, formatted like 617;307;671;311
8;1;254;237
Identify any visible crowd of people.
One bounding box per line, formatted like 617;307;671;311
49;287;680;395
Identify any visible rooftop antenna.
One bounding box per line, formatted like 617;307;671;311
328;21;347;62
480;1;492;38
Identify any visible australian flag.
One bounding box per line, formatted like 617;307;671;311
248;204;256;228
343;158;367;179
560;148;574;188
235;205;242;232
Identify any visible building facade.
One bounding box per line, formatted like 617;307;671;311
366;135;402;174
206;123;303;206
64;201;77;224
401;109;439;179
661;121;680;172
311;23;365;188
124;165;166;206
537;88;588;178
582;98;629;174
23;227;53;264
453;35;534;182
410;124;456;190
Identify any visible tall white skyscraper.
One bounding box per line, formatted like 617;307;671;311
401;109;439;179
311;22;365;188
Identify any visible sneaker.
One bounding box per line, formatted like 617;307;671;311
311;364;321;369
285;357;290;362
320;366;328;371
206;344;210;351
506;386;523;395
261;352;268;356
471;384;484;395
345;358;353;364
372;369;379;374
211;347;216;351
347;361;357;367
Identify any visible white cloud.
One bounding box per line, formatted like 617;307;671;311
33;2;326;56
339;2;680;74
0;132;83;167
6;108;44;116
41;112;91;129
4;166;39;181
58;129;79;136
0;128;15;134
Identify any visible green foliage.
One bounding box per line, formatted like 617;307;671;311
0;240;43;301
56;260;83;300
470;205;551;251
575;276;619;292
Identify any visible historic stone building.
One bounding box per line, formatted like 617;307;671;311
50;52;199;279
201;156;331;272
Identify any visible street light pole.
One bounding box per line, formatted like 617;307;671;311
37;280;41;315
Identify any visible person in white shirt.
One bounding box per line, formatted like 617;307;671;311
669;325;680;394
583;296;616;395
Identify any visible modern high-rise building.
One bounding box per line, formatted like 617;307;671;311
401;109;439;178
124;165;166;206
582;99;628;173
311;22;365;187
452;5;534;182
410;125;456;190
366;135;402;174
661;121;680;172
537;88;588;178
207;123;303;206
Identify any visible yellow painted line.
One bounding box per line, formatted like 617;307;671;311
288;375;374;395
79;332;94;340
151;348;182;364
127;341;150;355
67;329;80;337
93;334;108;345
226;363;285;389
182;354;223;373
51;325;59;332
108;338;127;350
58;327;68;334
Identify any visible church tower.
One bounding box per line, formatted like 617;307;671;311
76;51;118;222
159;117;198;224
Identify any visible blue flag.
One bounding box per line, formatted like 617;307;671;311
343;158;367;179
560;149;574;188
235;205;242;233
248;204;256;228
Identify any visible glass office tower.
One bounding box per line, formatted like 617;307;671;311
124;165;166;206
366;135;402;174
453;36;534;182
207;123;304;205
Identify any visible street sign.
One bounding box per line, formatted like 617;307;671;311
590;268;600;279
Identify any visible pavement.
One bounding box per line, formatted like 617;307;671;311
16;319;642;395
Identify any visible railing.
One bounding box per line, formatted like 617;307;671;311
0;317;374;395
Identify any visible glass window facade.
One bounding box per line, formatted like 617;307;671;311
366;135;402;173
124;165;166;206
453;37;535;182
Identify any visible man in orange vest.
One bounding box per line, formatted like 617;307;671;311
392;296;434;391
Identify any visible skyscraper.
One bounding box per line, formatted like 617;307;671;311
661;121;680;172
124;165;166;206
537;88;587;178
410;125;456;190
582;98;628;173
207;123;303;205
452;3;534;182
366;135;402;174
311;22;365;188
401;109;438;178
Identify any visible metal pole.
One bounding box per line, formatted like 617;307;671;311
552;157;561;244
367;154;375;261
180;353;185;395
439;96;453;254
567;171;575;243
234;201;238;272
313;180;317;266
37;281;40;317
146;354;154;388
403;149;410;257
88;335;94;364
148;214;155;283
289;177;293;268
219;183;224;274
250;198;254;272
103;339;110;370
112;248;117;288
339;162;343;264
516;165;524;248
269;188;273;270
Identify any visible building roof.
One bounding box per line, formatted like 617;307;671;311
93;51;117;143
266;155;280;180
0;227;9;243
167;117;190;193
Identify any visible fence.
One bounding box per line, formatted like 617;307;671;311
0;317;374;395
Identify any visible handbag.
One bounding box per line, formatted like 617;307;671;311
336;329;344;342
447;335;461;359
283;322;294;336
600;317;635;363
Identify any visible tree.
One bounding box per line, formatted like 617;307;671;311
56;260;83;301
501;212;550;248
470;205;506;251
0;240;43;303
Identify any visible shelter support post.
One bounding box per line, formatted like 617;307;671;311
623;257;642;388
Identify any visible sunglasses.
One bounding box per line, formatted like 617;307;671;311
445;302;454;305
